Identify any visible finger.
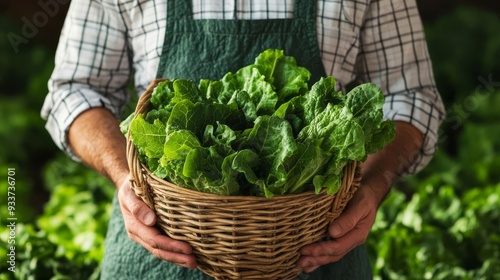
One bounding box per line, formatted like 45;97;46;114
119;187;193;254
118;182;156;226
299;238;350;258
299;216;365;257
300;218;370;258
117;180;198;268
125;212;192;254
329;203;365;238
328;187;378;238
302;265;320;274
298;236;363;269
298;255;341;271
124;212;197;268
298;247;338;270
133;228;197;268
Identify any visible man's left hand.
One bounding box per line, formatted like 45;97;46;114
296;181;381;273
296;121;423;273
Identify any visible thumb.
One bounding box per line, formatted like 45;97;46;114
329;207;360;238
118;180;157;226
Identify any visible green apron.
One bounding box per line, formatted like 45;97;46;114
101;0;372;279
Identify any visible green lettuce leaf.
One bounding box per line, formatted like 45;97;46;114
166;99;244;139
252;49;311;102
129;115;166;159
150;80;175;108
235;116;297;197
346;83;396;156
125;49;396;197
202;123;238;156
281;139;331;194
303;76;343;124
183;147;240;195
162;130;200;161
230;67;278;116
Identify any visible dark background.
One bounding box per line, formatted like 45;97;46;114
2;0;500;48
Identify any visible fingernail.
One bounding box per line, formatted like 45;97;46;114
144;212;155;225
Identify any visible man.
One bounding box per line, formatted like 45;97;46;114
42;0;444;279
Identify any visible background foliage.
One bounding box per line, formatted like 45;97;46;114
0;2;499;279
366;6;500;280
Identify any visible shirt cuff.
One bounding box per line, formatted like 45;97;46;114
382;88;445;175
41;87;121;161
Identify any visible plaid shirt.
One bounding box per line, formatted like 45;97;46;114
41;0;445;174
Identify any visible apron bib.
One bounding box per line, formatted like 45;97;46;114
101;1;372;279
156;0;326;84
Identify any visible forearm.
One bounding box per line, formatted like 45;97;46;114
68;107;129;189
360;121;424;205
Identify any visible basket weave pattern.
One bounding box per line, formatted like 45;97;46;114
127;79;362;280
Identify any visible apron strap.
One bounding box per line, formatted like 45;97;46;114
295;0;316;20
167;0;316;20
167;0;192;19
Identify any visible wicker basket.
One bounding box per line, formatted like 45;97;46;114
126;79;362;280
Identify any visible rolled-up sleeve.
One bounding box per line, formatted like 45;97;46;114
356;0;445;174
41;0;131;161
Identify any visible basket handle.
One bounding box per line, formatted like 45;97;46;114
126;78;169;210
325;161;361;223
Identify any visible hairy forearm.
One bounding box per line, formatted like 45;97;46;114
68;107;129;189
360;121;424;204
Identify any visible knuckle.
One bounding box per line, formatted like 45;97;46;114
117;184;129;200
340;217;356;230
315;241;332;255
325;245;336;255
330;255;342;262
125;225;138;241
147;237;160;250
130;201;143;217
336;246;348;257
150;248;162;259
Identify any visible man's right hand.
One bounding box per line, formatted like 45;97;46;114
117;176;198;269
67;108;197;269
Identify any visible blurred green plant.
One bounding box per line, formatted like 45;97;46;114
367;67;500;280
369;180;500;280
0;14;59;221
0;155;114;280
1;13;115;277
366;6;500;279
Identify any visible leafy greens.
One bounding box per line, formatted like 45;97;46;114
123;49;395;198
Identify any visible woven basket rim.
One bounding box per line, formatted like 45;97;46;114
140;160;357;201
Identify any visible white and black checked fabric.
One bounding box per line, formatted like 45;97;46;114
41;0;445;175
